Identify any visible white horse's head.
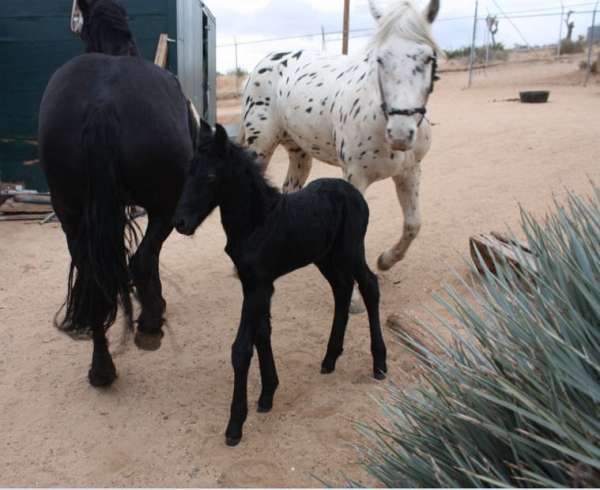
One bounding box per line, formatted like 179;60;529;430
369;0;441;151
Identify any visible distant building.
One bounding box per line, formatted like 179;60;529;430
588;25;600;43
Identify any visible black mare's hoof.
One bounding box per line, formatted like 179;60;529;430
134;331;163;351
373;368;387;380
226;436;242;447
88;367;117;387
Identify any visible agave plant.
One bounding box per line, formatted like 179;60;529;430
358;185;600;488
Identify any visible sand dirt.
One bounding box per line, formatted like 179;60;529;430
1;58;599;487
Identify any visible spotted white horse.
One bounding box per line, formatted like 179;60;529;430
239;0;441;311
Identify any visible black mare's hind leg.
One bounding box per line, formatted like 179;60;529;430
55;207;117;387
316;260;354;374
130;213;173;351
354;251;387;379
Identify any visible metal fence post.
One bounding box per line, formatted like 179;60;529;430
234;36;240;96
557;2;564;58
585;1;599;86
468;0;479;88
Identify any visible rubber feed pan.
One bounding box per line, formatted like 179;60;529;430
520;91;550;103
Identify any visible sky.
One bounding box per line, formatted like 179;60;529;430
202;0;598;72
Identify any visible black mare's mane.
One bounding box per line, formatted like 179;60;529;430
82;0;139;55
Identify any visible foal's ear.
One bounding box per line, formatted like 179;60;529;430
214;124;230;153
199;118;212;141
424;0;440;23
368;0;383;22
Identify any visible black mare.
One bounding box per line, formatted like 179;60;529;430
39;0;194;386
174;123;388;446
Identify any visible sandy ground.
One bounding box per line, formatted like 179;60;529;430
1;59;599;487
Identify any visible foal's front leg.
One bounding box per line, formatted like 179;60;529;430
225;282;274;446
378;168;422;271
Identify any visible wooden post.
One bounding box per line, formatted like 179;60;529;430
342;0;350;55
154;33;169;69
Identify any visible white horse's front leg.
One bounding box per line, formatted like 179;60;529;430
377;167;422;271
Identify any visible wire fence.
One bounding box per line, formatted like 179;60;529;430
216;1;600;97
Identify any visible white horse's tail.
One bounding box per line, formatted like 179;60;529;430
237;123;246;146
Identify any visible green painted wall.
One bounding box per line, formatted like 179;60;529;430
0;0;178;191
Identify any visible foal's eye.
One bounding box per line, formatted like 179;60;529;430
207;173;217;182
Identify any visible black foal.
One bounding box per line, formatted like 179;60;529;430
174;122;387;446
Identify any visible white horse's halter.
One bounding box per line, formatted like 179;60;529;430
377;54;439;127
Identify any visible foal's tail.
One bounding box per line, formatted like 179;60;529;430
57;104;137;336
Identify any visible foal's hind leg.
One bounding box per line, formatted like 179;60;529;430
282;142;312;193
130;213;173;351
316;261;354;374
354;253;387;379
254;284;279;413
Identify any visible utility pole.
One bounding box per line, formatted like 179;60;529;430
342;0;350;55
468;0;479;88
321;25;327;52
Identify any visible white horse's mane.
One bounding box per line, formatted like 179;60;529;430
368;1;441;54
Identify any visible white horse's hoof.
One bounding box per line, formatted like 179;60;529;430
377;252;395;271
349;297;366;315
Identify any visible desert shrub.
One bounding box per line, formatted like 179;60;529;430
561;35;586;54
226;67;248;77
358;186;600;488
445;45;508;63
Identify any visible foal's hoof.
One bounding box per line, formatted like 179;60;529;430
320;365;335;375
257;403;272;413
134;331;163;351
373;369;387;381
257;397;274;413
226;436;242;447
88;367;117;388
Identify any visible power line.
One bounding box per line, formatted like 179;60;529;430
216;4;597;49
489;0;531;47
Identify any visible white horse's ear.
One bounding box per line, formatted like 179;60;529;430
424;0;440;23
369;0;383;22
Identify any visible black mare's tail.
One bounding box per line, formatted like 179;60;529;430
58;103;137;335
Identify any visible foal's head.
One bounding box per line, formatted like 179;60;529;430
369;0;441;151
174;123;255;236
76;0;138;56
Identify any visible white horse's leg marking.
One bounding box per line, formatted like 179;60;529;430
282;142;313;193
377;166;422;271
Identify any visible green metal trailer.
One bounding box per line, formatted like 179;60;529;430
0;0;216;191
